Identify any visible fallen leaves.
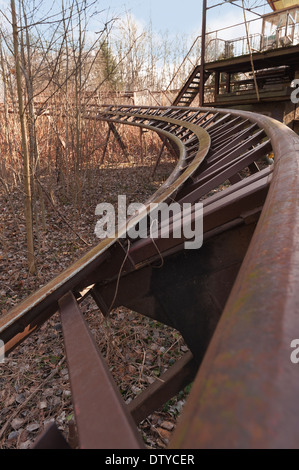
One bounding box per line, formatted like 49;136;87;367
0;159;193;449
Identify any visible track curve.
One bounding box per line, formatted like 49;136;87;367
1;105;299;449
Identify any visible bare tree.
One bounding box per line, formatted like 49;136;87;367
10;0;36;274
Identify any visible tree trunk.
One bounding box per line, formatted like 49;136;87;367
11;0;36;274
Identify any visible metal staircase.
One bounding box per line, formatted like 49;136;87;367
172;65;203;107
154;66;207;170
172;65;210;106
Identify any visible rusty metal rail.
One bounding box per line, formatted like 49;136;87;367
1;104;299;449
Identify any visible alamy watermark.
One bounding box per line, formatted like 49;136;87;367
291;79;299;104
290;339;299;364
0;340;4;364
95;195;203;250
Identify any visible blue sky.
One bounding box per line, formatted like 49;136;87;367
0;0;274;45
97;0;273;38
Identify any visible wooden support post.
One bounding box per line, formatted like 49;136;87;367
101;125;111;165
152;138;166;176
140;127;144;163
109;122;130;163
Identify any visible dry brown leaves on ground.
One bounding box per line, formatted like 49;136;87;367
0;160;193;449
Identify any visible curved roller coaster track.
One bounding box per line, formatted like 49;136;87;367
1;104;299;449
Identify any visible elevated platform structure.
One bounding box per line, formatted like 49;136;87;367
204;44;299;129
171;3;299;132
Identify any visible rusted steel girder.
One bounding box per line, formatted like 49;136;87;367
0;106;211;355
59;292;143;449
169;114;299;449
1;105;297;449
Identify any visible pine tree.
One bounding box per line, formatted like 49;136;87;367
100;40;121;91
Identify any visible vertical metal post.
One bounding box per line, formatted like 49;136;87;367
199;0;207;107
214;71;220;102
226;72;231;94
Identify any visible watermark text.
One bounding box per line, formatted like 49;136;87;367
290;339;299;364
291;79;299;104
95;196;203;250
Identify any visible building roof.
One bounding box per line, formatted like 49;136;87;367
267;0;299;11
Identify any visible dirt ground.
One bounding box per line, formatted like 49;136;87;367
0;160;193;449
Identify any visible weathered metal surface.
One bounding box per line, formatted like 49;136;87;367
169;117;299;449
0;107;211;355
32;423;71;449
1;103;296;449
59;291;143;449
128;351;198;424
94;222;259;363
